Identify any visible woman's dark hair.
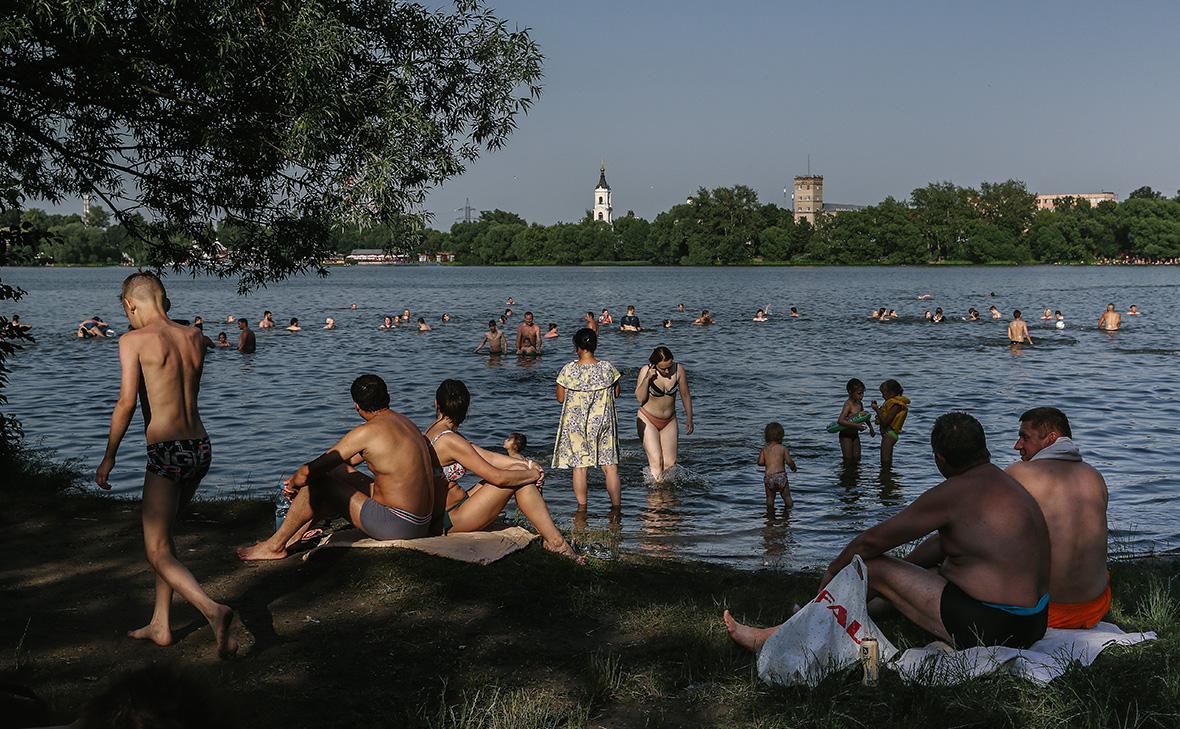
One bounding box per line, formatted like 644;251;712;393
930;412;990;469
573;327;597;353
436;379;471;425
649;345;674;366
880;379;903;397
846;378;865;394
547;323;557;330
764;422;784;443
417;317;425;324
289;317;298;325
351;374;390;412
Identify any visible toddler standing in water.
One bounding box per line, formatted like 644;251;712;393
836;378;874;464
871;379;910;468
758;422;797;509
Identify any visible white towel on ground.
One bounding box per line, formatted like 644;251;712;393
891;622;1155;686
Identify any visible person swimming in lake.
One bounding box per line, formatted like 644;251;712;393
544;323;559;339
1099;303;1121;331
216;332;230;348
516;311;541;354
259;311;276;329
598;308;613;325
417;317;431;332
583;311;598;333
379;315;396;330
662;319;673;328
323;317;336;330
933;307;944;323
77;314;114;338
676;303;686;313
287;317;301;332
836;378;874;464
442;312;452;322
789;307;800;318
619;305;642;332
990;305;1003;319
758;422;796;510
924;311;933;321
1055;310;1065;329
635;346;694;484
474;320;506;354
872;379;910;468
1041;308;1054;320
967;307;981;321
753;308;768;322
1008;309;1033;345
1127;304;1140;316
693;309;714;325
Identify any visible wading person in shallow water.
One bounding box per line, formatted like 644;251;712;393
634;346;694;483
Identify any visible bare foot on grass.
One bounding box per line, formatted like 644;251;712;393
211;604;239;659
723;609;779;653
236;541;287;561
128;622;172;647
544;538;587;565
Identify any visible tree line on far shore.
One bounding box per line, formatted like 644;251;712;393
5;182;1180;268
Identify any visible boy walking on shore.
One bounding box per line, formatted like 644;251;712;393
96;272;237;658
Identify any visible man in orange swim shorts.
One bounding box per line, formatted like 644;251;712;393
1006;407;1111;629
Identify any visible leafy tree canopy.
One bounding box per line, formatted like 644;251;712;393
1;0;543;290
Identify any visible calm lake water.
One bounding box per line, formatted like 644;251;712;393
4;265;1177;569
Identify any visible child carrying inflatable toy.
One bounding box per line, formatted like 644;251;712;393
833;378;874;464
871;379;910;467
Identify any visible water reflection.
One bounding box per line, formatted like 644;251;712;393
638;485;682;557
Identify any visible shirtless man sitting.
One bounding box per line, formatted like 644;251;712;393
1006;407;1110;629
725;412;1050;651
237;374;438;560
1099;303;1121;331
96;272;237;658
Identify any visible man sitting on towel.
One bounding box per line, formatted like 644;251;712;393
725;412;1051;651
238;374;440;560
1006;407;1110;629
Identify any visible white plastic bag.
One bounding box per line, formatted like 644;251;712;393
757;555;898;687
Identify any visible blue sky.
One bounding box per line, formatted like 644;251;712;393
424;0;1180;225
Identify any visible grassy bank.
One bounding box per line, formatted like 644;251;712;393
1;457;1177;728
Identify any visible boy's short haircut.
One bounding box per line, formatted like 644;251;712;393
881;379;903;396
1019;407;1072;439
351;374;390;412
764;422;784;443
846;378;865;394
1014;309;1022;318
507;432;527;452
930;412;990;469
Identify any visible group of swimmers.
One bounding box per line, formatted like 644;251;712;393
92;271;1121;669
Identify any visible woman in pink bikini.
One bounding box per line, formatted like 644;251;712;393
634;346;694;484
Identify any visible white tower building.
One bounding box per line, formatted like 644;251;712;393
593;163;613;224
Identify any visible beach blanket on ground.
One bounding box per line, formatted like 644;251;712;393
302;526;538;565
890;622;1156;686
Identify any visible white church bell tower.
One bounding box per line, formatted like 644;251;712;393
593;163;612;224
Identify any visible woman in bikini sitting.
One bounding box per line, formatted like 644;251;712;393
634;346;694;484
425;379;582;562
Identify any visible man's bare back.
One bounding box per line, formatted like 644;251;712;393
1008;458;1107;603
1099;307;1121;331
342;409;436;516
931;463;1050;605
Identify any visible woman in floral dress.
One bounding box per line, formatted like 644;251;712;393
553;327;622;509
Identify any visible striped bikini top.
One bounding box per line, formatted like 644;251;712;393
430;430;467;482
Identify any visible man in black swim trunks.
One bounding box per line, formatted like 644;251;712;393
725;412;1050;652
96;272;238;658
